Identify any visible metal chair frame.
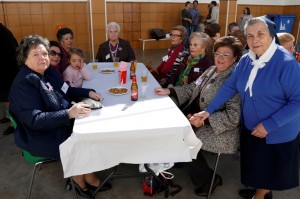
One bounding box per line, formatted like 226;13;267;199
27;159;58;199
207;152;221;199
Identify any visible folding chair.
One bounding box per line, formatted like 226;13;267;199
6;110;58;199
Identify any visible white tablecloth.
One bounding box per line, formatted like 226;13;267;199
59;62;202;178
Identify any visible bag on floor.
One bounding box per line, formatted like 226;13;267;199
142;171;182;197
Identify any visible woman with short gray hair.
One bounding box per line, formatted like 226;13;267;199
96;22;135;62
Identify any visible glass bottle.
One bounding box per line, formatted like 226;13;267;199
130;60;136;79
131;76;138;101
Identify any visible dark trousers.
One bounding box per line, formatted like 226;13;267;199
185;150;213;188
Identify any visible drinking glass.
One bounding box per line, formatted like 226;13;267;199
141;69;148;83
113;57;119;67
91;59;98;70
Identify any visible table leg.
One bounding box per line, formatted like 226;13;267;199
92;166;118;198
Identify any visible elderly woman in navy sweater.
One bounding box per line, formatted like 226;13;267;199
9;35;111;198
195;17;300;199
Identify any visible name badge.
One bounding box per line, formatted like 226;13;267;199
61;82;69;94
162;55;168;62
106;54;110;60
194;68;200;72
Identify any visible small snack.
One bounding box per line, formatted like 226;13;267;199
100;68;115;74
107;87;128;95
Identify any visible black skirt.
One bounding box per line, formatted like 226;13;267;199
240;128;299;190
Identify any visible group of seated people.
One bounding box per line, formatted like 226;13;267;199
8;16;300;199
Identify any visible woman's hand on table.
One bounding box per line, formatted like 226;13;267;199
154;88;170;96
88;91;104;101
68;102;91;119
251;123;268;138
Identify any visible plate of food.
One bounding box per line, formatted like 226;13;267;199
100;68;116;74
107;87;128;96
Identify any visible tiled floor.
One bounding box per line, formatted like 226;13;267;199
0;48;299;199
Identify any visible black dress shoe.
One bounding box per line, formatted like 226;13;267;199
264;191;272;199
195;174;223;197
239;189;272;199
239;188;256;199
87;182;112;193
2;126;14;135
72;180;92;198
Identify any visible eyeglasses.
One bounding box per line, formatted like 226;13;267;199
214;52;233;59
50;50;62;57
170;33;181;38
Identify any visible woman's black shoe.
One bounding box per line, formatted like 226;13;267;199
87;182;112;193
195;174;223;197
239;189;272;199
239;188;256;199
72;180;92;198
264;191;272;199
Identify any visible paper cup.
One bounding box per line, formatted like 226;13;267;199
118;70;127;84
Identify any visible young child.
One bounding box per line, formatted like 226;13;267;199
63;47;91;87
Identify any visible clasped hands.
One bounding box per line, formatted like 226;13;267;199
188;111;268;138
187;111;210;128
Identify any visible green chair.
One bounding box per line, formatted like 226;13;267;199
6;110;58;199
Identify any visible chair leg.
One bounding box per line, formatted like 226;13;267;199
207;153;221;199
27;161;43;199
26;160;57;199
70;178;79;199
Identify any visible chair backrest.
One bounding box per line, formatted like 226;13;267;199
6;110;49;164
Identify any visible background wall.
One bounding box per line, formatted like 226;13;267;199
0;0;299;59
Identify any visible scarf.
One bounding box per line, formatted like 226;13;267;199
157;44;184;78
244;38;277;97
176;54;204;86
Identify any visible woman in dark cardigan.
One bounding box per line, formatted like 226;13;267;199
9;35;111;198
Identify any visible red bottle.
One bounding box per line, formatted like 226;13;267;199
131;76;138;101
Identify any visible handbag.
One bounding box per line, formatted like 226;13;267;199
142;171;182;197
150;29;166;40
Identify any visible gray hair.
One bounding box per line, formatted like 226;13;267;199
106;22;121;33
244;17;268;35
189;32;213;50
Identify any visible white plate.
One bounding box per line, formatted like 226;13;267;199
107;87;128;96
100;68;116;74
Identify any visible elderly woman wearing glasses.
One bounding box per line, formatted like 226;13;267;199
96;22;135;62
155;36;243;196
277;32;295;55
146;25;188;87
168;32;214;87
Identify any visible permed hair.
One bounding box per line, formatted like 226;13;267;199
16;35;49;66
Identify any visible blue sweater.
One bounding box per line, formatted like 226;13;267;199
206;45;300;144
8;66;93;159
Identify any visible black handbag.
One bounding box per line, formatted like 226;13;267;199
150;29;166;40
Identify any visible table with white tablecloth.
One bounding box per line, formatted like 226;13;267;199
59;62;202;178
